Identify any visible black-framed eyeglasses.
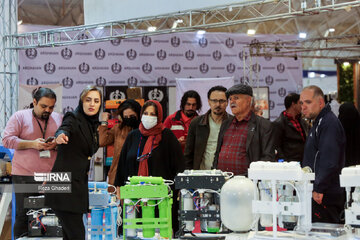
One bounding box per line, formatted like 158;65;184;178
209;99;227;104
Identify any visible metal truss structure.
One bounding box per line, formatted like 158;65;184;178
0;0;18;134
1;0;360;131
4;0;360;49
248;34;360;61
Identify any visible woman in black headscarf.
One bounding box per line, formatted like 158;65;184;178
338;102;360;167
45;86;102;240
99;99;141;188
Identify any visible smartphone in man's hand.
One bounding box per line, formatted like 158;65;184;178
45;136;55;143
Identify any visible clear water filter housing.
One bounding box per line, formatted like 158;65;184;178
220;176;257;232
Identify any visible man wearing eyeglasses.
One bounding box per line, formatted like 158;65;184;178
213;84;275;175
184;86;229;170
164;90;202;151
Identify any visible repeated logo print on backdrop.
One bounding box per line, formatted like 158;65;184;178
199;63;209;74
277;63;285;73
111;63;122;74
171;36;180;47
157;49;167;60
278;87;287;97
239;51;248;61
61;48;72;60
185;50;195;61
25;48;37;59
79;62;90;74
95;48;106;60
63;106;74;114
226;63;236;73
157;76;167;86
62;77;74;89
148;88;164;102
265;75;274;86
142;63;152;74
240;76;249;84
110;90;126;100
252;63;261;73
26;77;38;85
172;63;181;74
96;77;106;87
198;37;208;48
264;54;272;61
269;100;275;110
142;36;152;47
212;50;222;61
126;49;137;60
110;38;121;46
77;33;89;44
225;38;234;48
44;62;56;74
128;77;138;87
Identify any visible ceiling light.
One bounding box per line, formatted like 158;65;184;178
197;30;206;35
320;74;326;78
299;32;307;39
344;6;352;12
147;26;156;32
358;61;360;64
229;6;233;12
343;62;350;66
308;72;315;78
172;19;183;29
247;29;256;35
328;28;335;32
17;20;23;25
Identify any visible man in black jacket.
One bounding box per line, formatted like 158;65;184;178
300;85;346;223
184;86;230;169
273;93;308;162
213;84;274;175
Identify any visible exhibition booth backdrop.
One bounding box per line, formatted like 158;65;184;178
19;30;302;120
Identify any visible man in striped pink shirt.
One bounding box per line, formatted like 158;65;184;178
2;87;62;238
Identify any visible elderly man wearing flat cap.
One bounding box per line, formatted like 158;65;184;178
213;84;275;175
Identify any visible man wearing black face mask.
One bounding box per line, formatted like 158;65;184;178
99;99;141;186
164;90;202;151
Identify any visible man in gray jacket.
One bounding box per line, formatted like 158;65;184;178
213;84;274;175
184;86;230;169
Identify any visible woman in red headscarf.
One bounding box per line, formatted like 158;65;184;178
114;100;184;234
114;99;184;188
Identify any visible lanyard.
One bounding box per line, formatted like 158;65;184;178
136;135;155;161
33;110;48;139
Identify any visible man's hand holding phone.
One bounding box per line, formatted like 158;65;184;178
43;136;56;150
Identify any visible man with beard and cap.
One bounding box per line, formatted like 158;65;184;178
184;86;230;170
213;84;274;176
2;87;62;238
164;90;202;151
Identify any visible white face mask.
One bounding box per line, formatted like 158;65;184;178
141;115;158;129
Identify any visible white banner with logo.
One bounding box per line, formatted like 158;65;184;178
176;77;234;115
19;31;302;120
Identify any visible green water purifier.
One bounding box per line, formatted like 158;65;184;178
120;176;173;239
